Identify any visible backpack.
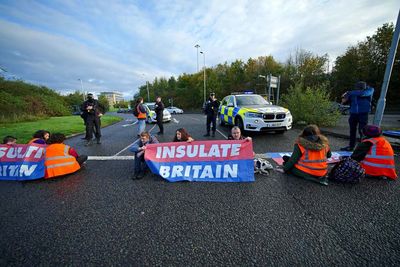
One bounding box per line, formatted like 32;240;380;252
328;157;365;183
133;105;139;117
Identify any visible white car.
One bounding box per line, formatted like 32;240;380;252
143;102;171;123
166;106;184;114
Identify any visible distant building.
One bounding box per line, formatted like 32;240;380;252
100;91;124;106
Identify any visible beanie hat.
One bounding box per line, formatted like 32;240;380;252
362;125;382;138
354;81;367;90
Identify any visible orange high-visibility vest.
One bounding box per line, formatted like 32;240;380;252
44;144;81;179
361;137;397;180
294;143;329;177
136;104;146;119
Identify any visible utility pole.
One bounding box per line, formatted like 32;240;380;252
195;44;200;73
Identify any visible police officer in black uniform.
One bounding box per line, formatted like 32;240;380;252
204;92;220;137
81;93;104;146
154;96;164;135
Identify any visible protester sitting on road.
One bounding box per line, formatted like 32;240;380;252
28;130;50;145
130;131;159;180
173;128;194;142
44;133;87;179
280;125;331;185
228;126;252;142
351;125;397;180
2;135;17;145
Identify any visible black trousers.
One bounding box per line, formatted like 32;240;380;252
206;115;217;133
156;114;164;133
348;113;368;147
86;115;101;140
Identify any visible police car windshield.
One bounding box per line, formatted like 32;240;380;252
236;95;269;106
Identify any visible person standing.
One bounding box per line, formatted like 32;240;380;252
203;92;220;137
81;93;104;146
340;81;374;151
154;96;164;135
134;97;147;137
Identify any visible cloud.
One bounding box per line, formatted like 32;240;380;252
0;0;398;99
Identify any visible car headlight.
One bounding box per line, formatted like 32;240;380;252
245;112;263;118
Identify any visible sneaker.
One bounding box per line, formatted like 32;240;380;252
203;133;210;137
340;146;354;151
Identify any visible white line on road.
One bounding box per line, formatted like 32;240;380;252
88;156;135;160
113;124;157;156
216;129;228;139
172;118;179;123
122;121;137;127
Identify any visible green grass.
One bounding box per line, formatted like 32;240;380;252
0;115;122;143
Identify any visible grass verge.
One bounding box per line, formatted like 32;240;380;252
0;115;122;143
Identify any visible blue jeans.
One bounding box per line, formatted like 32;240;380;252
348;113;368;147
137;119;146;136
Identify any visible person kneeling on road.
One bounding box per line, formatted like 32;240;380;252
173;128;194;142
130;131;159;180
350;125;397;180
44;133;88;179
279;124;331;185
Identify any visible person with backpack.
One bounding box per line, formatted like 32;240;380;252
280;125;331;185
134;97;147;137
351;125;397;180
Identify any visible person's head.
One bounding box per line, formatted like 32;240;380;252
3;135;17;145
174;128;190;142
210;92;216;100
136;97;144;104
354;81;367;90
33;130;50;141
87;93;94;101
48;133;66;144
156;96;161;102
362;125;382;138
300;124;321;138
139;131;150;143
230;126;242;140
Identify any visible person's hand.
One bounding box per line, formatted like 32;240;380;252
246;137;252;142
98;113;103;117
141;145;147;151
187;137;194;143
275;166;285;173
87;106;93;110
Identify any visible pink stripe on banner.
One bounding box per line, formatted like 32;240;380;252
0;144;46;163
145;140;254;163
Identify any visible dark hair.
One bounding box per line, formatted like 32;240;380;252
299;124;321;138
136;97;144;104
33;130;50;139
3;135;17;144
48;133;66;144
173;128;191;142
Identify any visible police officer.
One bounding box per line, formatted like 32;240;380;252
81;93;104;146
154;96;164;135
204;92;220;137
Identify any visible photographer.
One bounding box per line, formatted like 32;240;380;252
81;93;104;146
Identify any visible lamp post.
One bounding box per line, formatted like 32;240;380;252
200;51;206;105
195;44;200;72
78;78;85;100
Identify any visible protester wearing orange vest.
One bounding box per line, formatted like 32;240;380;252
281;125;331;185
44;133;87;179
134;97;147;137
351;125;397;180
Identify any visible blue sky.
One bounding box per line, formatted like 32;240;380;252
0;0;398;99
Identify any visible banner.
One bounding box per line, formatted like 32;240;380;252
144;140;255;182
0;144;46;181
264;151;352;166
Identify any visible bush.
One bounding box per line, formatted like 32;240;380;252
281;82;340;127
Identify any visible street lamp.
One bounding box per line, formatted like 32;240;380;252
200;51;206;105
194;44;200;72
78;78;85;100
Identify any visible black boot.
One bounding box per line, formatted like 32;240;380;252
203;132;210;137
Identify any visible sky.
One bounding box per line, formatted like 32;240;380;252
0;0;398;99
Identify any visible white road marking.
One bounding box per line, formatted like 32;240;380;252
125;119;134;122
122;121;137;127
216;129;228;139
172;118;179;123
113;124;157;156
88;156;135;160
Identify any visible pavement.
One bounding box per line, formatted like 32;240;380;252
0;113;399;266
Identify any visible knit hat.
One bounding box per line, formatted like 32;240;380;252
362;125;382;138
354;81;367;90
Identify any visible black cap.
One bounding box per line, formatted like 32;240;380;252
210;92;215;96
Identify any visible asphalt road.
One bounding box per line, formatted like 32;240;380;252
1;113;399;266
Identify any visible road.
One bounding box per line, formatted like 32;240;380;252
1;113;399;266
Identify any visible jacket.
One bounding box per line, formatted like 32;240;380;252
284;135;331;179
155;101;164;117
44;143;81;179
81;99;104;117
344;86;374;114
204;98;220;116
135;103;147;120
361;137;397;180
129;136;159;157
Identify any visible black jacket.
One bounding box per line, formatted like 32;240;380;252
155;101;164;117
81;99;104;117
204;98;220;116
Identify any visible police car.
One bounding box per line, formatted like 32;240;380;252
143;102;172;123
218;93;292;133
